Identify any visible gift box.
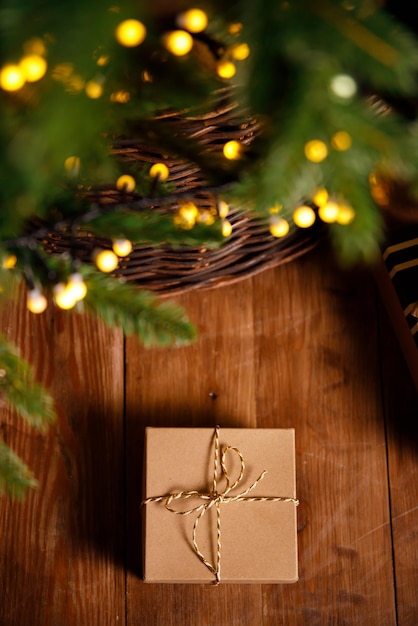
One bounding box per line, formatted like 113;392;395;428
142;427;298;584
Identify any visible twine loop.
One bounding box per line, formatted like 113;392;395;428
142;426;299;584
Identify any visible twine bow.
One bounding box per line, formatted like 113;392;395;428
142;426;299;584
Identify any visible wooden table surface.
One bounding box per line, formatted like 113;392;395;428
1;245;417;626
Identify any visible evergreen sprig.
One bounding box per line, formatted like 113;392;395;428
0;441;38;499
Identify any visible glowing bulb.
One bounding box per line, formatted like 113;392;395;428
66;273;87;301
293;205;316;228
330;74;357;99
54;283;77;310
85;80;103;99
116;19;147;47
223;140;242;160
304;140;328;163
197;210;215;225
331;131;352;151
95;249;119;273
318;201;339;223
336;204;356;225
312;188;329;207
0;64;25;91
178;202;199;226
113;239;133;257
217;60;236;79
19;55;47;82
110;90;130;103
96;55;110;67
222;220;233;237
2;254;17;269
116;174;136;192
217;200;229;218
231;43;250;60
64;156;81;176
229;23;243;35
149;163;169;181
27;289;48;314
176;9;208;33
269;217;290;238
163;30;193;56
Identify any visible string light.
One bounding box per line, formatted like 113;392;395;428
0;64;25;91
269;217;290;238
116;174;136;192
217;200;229;218
223;140;242;160
176;9;208;33
318;201;339;223
53;283;77;310
2;254;17;269
228;23;243;35
304;140;328;163
113;239;133;257
336;204;356;225
110;90;130;103
85;79;104;99
231;43;250;60
217;60;236;79
19;55;47;82
331;131;352;151
293;205;316;228
163;30;193;56
94;249;119;273
96;55;109;67
115;19;147;47
27;289;48;314
222;220;233;237
330;74;357;99
312;188;329;207
177;202;199;228
66;273;87;302
149;163;169;181
197;210;215;225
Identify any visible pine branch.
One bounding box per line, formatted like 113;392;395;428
0;334;56;431
0;440;38;499
82;268;197;347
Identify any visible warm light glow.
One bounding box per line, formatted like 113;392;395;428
330;74;357;99
0;64;25;91
116;174;136;192
336;204;356;225
217;60;236;79
66;273;87;302
228;22;243;35
54;283;77;310
64;156;81;176
163;30;193;56
217;200;229;218
269;217;290;238
85;80;103;99
222;220;233;237
312;188;329;207
113;239;133;257
331;131;352;151
150;163;169;181
176;9;208;33
231;43;250;60
115;19;147;47
2;254;17;269
318;201;339;223
97;55;110;67
19;55;47;82
178;202;199;226
95;249;119;273
304;140;328;163
27;289;48;314
197;210;215;225
223;140;242;160
23;38;47;57
293;205;316;228
110;90;130;103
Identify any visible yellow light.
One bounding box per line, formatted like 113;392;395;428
150;163;169;181
66;75;85;93
177;9;208;33
231;43;250;60
217;200;229;218
116;19;147;47
27;289;48;314
64;156;81;176
66;273;87;302
95;249;119;273
178;202;199;226
2;254;17;269
0;64;25;91
85;80;103;99
223;140;242;160
336;204;356;225
141;70;153;82
97;55;110;67
163;30;194;56
23;38;47;57
318;201;339;223
113;239;133;257
268;203;282;214
217;60;236;79
53;283;77;310
19;55;47;82
331;130;352;151
110;90;130;103
229;23;243;35
116;174;136;192
304;140;328;163
293;205;316;228
222;220;233;237
269;217;290;238
312;188;329;207
197;210;215;225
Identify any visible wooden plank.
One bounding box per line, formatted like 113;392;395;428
0;284;125;626
125;279;263;625
380;301;418;626
253;250;396;625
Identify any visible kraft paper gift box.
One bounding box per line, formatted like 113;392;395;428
142;427;298;584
